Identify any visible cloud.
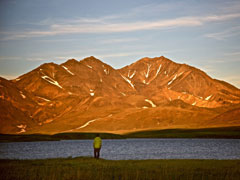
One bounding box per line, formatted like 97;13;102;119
25;56;78;62
0;56;22;61
205;26;240;40
100;38;138;44
205;57;240;64
97;50;177;59
1;12;240;41
218;1;240;14
98;53;137;58
224;51;240;56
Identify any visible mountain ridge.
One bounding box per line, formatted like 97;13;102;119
1;56;240;134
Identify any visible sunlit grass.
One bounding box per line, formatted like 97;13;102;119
0;157;240;180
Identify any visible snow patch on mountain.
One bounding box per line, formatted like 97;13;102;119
128;70;136;79
102;65;109;75
121;75;135;89
62;66;74;75
145;99;156;107
41;75;63;89
17;124;27;134
178;72;184;76
17;124;26;129
156;64;162;76
143;64;162;85
37;96;50;102
90;89;95;96
205;95;212;101
142;80;150;85
76;119;97;129
75;114;112;130
168;74;177;86
20;91;26;99
121;92;126;96
144;64;151;78
86;65;92;69
104;69;109;75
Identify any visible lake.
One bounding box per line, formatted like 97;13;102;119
0;138;240;160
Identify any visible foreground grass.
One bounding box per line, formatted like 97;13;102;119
0;158;240;180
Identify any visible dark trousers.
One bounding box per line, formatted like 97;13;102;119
94;148;101;159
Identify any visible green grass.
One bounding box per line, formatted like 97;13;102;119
1;127;240;143
0;157;240;180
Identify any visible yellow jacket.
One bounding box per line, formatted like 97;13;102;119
93;137;102;149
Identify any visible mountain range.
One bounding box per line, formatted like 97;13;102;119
1;56;240;134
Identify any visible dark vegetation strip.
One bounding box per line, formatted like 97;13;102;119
0;132;124;142
1;126;240;142
0;157;240;180
125;126;240;139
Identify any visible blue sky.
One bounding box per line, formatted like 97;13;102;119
0;0;240;88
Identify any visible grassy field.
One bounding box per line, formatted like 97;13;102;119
0;157;240;180
1;127;240;142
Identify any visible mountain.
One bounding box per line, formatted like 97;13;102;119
119;57;240;108
1;56;240;134
0;77;38;133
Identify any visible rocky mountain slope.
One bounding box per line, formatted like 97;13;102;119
1;56;240;134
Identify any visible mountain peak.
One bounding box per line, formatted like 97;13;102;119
137;56;170;62
66;58;78;63
80;56;112;69
62;59;79;66
82;56;99;61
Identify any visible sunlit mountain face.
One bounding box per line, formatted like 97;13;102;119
1;56;240;134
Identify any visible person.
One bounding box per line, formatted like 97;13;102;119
93;133;102;159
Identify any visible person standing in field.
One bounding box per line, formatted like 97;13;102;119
93;134;102;159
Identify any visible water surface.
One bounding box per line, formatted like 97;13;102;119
0;138;239;160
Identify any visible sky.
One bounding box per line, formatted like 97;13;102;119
0;0;240;88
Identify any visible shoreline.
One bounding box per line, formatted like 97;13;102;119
1;126;240;142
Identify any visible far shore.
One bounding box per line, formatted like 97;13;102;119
1;126;240;142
